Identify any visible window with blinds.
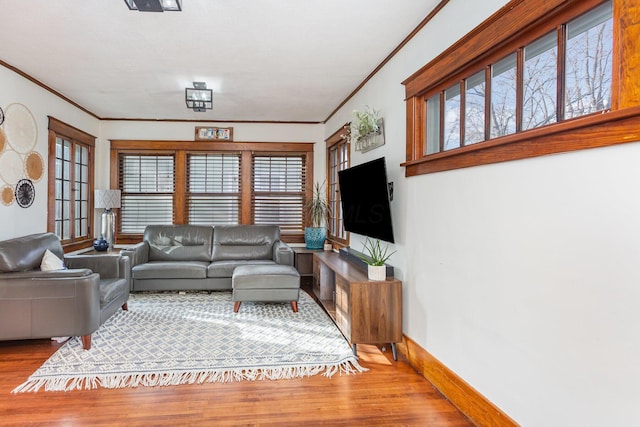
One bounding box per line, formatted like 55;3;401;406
187;153;241;225
119;154;175;233
252;154;306;234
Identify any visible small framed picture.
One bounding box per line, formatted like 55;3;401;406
195;126;234;141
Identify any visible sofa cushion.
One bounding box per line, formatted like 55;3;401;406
207;259;275;278
144;225;213;262
40;249;66;271
0;233;64;273
132;261;208;279
211;225;279;261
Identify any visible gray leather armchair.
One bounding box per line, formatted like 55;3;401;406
0;233;130;350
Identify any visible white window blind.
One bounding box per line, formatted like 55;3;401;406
119;154;175;233
252;154;306;234
187;153;241;225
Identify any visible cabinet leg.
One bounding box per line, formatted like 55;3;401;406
391;343;397;361
351;343;357;356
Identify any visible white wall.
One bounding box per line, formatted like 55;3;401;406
0;65;323;241
0;66;100;239
325;0;640;425
98;121;324;189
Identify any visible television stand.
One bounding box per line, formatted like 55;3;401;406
312;251;402;360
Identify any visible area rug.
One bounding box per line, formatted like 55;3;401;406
13;291;365;393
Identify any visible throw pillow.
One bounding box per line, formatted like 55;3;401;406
40;249;66;271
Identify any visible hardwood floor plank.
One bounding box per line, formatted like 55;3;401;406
0;336;472;426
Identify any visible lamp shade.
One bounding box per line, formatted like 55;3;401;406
95;189;121;209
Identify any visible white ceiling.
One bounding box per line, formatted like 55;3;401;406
0;0;442;123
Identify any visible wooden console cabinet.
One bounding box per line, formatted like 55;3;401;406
312;251;402;360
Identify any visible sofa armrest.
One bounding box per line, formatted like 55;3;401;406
0;269;93;280
273;240;294;266
119;241;149;267
64;254;128;280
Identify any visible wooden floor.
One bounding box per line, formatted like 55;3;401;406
0;288;472;426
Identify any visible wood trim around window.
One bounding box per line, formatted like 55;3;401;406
325;123;351;249
402;0;640;176
110;140;314;245
47;117;96;252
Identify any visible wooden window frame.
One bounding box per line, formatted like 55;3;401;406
325;123;350;249
402;0;640;176
47;117;95;252
110;140;314;244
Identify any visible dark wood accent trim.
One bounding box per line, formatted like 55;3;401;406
240;150;253;225
0;61;99;119
110;140;314;152
615;0;640;109
403;0;606;99
398;334;518;427
325;122;350;147
47;117;96;250
102;118;322;124
323;0;450;123
403;106;640;175
48;117;96;144
174;151;187;224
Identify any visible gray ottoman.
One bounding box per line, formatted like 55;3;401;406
232;265;301;313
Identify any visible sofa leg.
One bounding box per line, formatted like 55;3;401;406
122;302;128;311
233;301;241;313
290;301;298;313
81;334;92;350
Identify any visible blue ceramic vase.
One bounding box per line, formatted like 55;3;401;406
93;237;109;252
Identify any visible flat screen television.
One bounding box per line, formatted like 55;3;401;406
338;157;394;243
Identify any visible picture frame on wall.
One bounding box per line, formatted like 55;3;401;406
195;126;234;141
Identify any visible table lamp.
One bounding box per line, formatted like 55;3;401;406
95;189;121;249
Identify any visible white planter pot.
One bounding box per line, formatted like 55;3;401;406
367;265;386;281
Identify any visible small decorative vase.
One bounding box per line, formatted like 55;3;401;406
367;265;386;281
304;227;326;249
93;237;109;252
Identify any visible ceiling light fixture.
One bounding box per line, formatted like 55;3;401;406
124;0;182;12
185;82;213;112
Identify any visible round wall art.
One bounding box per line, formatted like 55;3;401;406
24;151;44;182
4;103;37;154
0;128;6;152
15;178;35;208
1;185;14;206
0;149;23;185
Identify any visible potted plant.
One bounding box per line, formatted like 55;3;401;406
359;238;396;280
304;181;329;249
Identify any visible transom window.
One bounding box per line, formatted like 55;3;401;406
425;1;612;154
401;0;638;176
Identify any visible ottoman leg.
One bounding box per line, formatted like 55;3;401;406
290;301;298;313
234;301;241;313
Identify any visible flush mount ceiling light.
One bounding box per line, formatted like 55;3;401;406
185;82;213;112
124;0;182;12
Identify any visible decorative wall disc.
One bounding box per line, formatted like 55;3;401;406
24;151;44;182
1;185;14;206
0;149;23;185
0;128;6;153
15;178;35;208
0;106;4;125
4;103;37;154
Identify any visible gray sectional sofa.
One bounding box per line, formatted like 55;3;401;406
0;233;130;349
121;224;294;292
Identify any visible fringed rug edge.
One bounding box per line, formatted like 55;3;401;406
12;357;367;393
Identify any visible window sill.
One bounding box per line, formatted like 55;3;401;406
402;107;640;176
